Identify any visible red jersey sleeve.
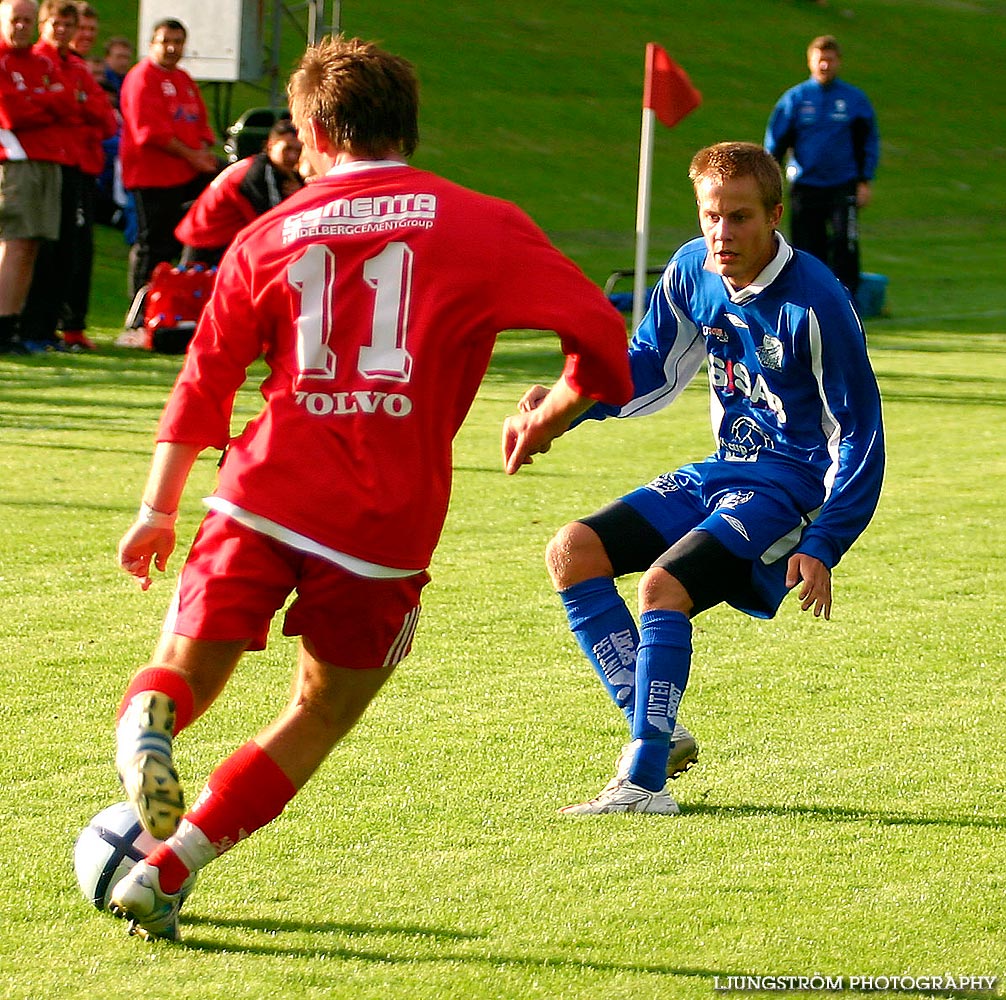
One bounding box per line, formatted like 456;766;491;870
156;259;261;450
71;56;117;135
491;204;632;406
0;50;59;129
0;76;54;129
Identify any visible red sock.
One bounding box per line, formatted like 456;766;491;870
116;667;195;733
145;844;192;896
148;742;296;894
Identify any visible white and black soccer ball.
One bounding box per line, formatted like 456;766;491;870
73;802;161;910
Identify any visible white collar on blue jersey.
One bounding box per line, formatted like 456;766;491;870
724;232;794;306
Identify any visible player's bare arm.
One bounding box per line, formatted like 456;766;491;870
502;376;594;475
786;552;832;620
118;442;202;590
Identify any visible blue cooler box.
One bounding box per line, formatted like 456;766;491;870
856;273;888;318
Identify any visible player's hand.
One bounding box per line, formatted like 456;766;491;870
191;148;219;174
503;376;590;475
118;521;177;591
502;412;549;474
786;553;832;620
518;384;550;413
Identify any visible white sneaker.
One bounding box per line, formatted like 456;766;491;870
560;778;680;815
109;860;195;941
614;722;699;784
116;692;185;840
667;721;699;777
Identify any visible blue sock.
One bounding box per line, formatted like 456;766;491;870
559;577;638;724
627;609;692;791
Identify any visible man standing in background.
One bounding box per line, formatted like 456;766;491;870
764;35;878;296
119;17;216;303
69;0;94;57
101;34;131;98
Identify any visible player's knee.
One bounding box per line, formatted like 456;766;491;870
544;523;576;587
545;521;610;590
638;566;693;615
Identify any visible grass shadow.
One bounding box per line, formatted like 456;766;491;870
174;919;1000;999
681;800;1006;831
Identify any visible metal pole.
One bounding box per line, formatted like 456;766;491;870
307;0;318;43
269;0;283;106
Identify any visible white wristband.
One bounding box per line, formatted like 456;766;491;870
138;502;178;529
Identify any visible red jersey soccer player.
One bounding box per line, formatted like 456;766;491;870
107;36;632;941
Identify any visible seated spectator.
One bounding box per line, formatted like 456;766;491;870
176;120;304;267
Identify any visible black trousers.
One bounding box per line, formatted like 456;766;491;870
20;165;91;342
128;176;211;300
789;181;860;295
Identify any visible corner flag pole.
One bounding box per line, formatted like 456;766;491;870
633;43;703;330
632;106;657;332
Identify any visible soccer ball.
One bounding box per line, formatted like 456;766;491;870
73;801;161;910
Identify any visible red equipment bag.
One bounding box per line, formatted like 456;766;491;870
142;263;217;354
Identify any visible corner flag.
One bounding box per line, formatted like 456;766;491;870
633;44;702;329
643;43;702;129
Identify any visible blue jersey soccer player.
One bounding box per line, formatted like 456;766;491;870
503;140;885;814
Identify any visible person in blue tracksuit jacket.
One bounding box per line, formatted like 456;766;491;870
502;141;885;815
764;35;879;295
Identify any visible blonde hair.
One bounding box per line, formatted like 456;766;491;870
688;141;783;212
808;34;841;57
288;35;419;158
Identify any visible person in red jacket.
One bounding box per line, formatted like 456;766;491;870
119;17;217;302
19;0;115;350
105;35;632;942
0;0;74;353
176;119;304;267
68;0;94;57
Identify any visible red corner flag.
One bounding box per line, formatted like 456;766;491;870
643;43;701;128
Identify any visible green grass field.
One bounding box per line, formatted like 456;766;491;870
2;1;1006;998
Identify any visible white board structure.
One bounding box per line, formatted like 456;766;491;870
137;0;264;82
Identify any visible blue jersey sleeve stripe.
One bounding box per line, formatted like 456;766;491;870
807;307;842;504
618;268;705;418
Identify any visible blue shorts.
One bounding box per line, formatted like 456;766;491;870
618;462;824;618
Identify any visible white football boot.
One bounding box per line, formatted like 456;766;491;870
116;692;185;840
560;778;680;815
109;860;196;942
613;722;699;784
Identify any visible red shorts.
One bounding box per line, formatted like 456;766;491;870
165;512;429;669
